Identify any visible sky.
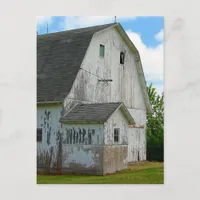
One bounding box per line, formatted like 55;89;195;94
37;16;164;95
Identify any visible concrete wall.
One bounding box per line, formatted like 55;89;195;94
61;124;104;175
103;145;128;175
103;108;129;174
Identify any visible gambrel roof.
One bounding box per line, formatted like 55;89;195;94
37;23;152;113
37;23;116;103
59;102;135;125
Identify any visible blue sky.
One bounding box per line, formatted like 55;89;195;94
37;16;164;94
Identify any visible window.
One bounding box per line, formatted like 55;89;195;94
114;128;120;143
100;44;105;57
37;128;42;142
120;52;125;64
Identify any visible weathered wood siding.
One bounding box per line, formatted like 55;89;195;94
62;27;147;165
37;26;148;175
37;104;63;172
128;109;147;162
64;27;146;110
103;108;129;174
61;124;104;175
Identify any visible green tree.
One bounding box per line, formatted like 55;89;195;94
147;83;164;161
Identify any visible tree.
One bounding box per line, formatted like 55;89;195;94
146;83;164;161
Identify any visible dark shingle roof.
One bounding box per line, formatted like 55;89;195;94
37;23;116;102
59;102;135;124
60;102;122;123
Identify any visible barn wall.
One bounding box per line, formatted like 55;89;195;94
37;104;105;175
104;108;129;145
62;124;104;145
103;145;128;174
60;27;148;169
63;26;146;110
61;123;104;175
37;104;63;172
103;108;129;174
127;109;147;162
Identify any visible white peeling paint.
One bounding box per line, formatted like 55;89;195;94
63;147;95;168
65;27;146;110
61;123;104;170
104;108;129;145
37;104;62;151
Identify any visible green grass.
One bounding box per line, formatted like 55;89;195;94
37;162;164;184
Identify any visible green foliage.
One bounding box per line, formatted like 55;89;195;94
147;83;164;162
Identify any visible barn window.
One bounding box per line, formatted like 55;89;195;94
114;128;120;143
37;128;42;142
120;52;125;64
100;44;105;57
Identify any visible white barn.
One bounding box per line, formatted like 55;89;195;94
37;23;152;175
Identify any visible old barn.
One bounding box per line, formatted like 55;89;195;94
37;23;152;175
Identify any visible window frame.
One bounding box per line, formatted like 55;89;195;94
114;128;120;143
99;44;105;58
37;128;42;142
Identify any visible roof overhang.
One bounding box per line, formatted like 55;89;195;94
37;101;63;105
117;103;136;125
59;120;104;124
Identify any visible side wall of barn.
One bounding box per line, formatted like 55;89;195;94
103;108;129;174
37;104;105;175
127;109;147;162
61;123;104;175
62;26;147;165
63;26;146;110
37;104;63;173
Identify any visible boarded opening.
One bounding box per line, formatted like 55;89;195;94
37;128;42;142
120;52;125;64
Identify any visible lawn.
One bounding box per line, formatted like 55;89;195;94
37;162;164;184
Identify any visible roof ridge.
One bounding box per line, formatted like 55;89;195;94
37;22;117;37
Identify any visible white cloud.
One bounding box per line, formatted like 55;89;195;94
154;29;164;42
60;16;136;30
126;29;163;93
36;16;52;25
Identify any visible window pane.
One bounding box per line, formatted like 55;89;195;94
100;44;105;57
114;128;119;142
